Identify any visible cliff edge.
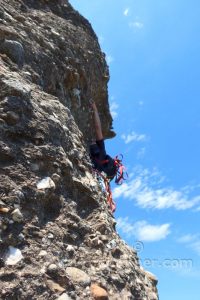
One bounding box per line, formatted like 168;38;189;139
0;1;159;299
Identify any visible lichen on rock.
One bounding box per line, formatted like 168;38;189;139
0;0;159;299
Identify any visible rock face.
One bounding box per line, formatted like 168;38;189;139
0;1;159;299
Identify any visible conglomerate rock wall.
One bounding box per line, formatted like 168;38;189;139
0;1;159;299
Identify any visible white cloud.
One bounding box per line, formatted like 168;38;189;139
139;101;144;106
129;21;144;29
113;168;200;211
121;131;147;144
106;55;114;64
110;101;119;119
178;234;200;256
192;241;200;255
137;222;171;242
123;8;130;16
117;217;171;242
137;147;146;159
178;234;197;243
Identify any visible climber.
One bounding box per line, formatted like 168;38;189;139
89;100;127;212
89;100;127;210
89;100;117;181
89;100;127;183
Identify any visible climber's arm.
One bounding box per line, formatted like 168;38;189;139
90;100;103;141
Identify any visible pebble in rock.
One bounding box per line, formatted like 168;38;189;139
48;264;58;273
65;267;91;287
46;279;65;293
56;293;72;300
47;233;54;239
90;284;108;300
18;233;25;241
0;207;9;213
39;250;47;257
66;245;74;251
52;173;61;183
11;208;23;222
37;177;55;190
5;246;23;266
66;244;75;256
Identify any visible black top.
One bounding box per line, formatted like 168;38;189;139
90;140;116;178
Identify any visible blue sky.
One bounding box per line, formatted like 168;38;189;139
70;1;200;299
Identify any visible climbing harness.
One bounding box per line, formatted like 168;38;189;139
94;154;128;184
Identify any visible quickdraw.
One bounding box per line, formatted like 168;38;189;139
114;154;128;185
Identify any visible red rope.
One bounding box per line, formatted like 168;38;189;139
104;176;116;213
93;169;116;213
91;154;128;212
